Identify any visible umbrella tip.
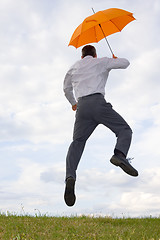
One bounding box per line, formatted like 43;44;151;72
91;8;95;14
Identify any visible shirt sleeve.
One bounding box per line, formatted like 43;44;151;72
106;57;130;71
63;70;77;106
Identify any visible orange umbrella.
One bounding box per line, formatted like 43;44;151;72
68;8;135;57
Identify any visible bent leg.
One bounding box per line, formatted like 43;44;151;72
98;101;132;157
114;125;132;157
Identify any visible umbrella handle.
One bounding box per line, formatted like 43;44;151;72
92;8;116;58
112;54;117;59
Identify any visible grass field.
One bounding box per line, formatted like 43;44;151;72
0;214;160;240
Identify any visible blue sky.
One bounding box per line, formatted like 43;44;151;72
0;0;160;217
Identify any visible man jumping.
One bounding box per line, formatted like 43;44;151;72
63;45;138;207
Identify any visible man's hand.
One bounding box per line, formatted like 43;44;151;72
72;104;77;111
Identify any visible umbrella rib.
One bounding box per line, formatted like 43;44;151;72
110;19;122;32
93;26;98;42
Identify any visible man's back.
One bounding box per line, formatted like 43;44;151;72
64;55;130;103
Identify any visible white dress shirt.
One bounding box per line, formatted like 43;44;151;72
63;55;130;106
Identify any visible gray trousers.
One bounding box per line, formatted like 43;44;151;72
66;93;132;180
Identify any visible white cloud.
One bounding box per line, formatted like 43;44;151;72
72;167;160;217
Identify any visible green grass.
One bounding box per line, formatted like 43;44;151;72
0;214;160;239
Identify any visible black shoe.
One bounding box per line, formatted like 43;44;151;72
64;177;76;207
110;155;138;177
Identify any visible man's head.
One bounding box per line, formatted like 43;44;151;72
81;45;97;58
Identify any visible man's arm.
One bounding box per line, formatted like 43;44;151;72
107;57;130;70
63;71;77;110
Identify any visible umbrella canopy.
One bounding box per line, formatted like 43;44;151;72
69;8;135;50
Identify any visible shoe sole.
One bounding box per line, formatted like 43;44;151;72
64;178;76;207
110;155;138;177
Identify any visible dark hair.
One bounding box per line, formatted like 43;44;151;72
82;45;96;58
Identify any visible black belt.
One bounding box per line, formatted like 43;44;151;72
79;93;102;99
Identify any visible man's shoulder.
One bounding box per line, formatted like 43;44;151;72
95;57;110;64
99;56;110;60
70;59;81;69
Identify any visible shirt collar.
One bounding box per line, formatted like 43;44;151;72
83;55;93;59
